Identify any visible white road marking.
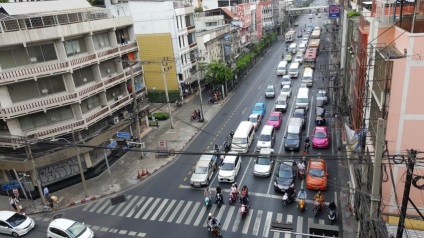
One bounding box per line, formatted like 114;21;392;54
273;213;283;238
262;211;273;237
127;196;146;218
193;205;207;226
242;209;254;234
82;201;94;211
252;210;263;236
216;204;226;221
222;206;235;230
242;107;247;115
238;156;253;188
150;198;169;221
119;195;139;217
176;201;192;224
159;199;176;222
296;215;303;238
202;205;217;227
232;207;242;232
184;201;200;225
134;197;153;219
167;200;184;223
97;200;110;214
88;200;104;213
142;198;162;220
307;95;315;134
285;215;293;238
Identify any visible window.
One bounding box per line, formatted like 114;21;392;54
81;95;101;113
99;60;117;77
0;44;57;70
106;85;122;101
93;32;111;50
19;106;74;131
64;37;87;56
8;75;66;103
49;227;69;237
73;66;95;88
0;221;9;227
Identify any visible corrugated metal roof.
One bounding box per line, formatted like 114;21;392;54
387;225;424;238
0;0;92;16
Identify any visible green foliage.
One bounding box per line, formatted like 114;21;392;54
194;7;203;12
0;0;9;2
236;52;254;71
148;112;170;121
87;0;94;5
147;90;180;103
236;33;276;71
347;10;360;18
205;60;234;85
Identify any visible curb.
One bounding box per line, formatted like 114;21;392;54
67;194;108;207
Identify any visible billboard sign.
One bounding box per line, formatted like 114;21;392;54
329;4;341;18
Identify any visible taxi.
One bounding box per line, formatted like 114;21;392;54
306;159;328;191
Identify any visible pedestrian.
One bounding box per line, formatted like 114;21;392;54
121;34;127;44
43;187;50;200
12;188;19;198
13;196;21;213
197;109;201;120
9;195;17;212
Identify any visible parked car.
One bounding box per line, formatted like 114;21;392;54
254;149;274;177
281;75;292;88
48;218;94;238
265;85;276;98
306;159;328;191
312;126;330;149
0;211;35;237
266;111;283;129
280;85;292;98
274;160;296;192
248;113;262;130
252;102;266;118
317;90;328;104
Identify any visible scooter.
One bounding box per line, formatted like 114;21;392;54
313;199;323;217
240;204;249;218
229;191;238;204
205;197;212;208
281;191;296;206
216;194;223;208
298;198;306;212
190;113;197;121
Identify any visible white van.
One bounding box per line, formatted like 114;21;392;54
289;43;297;54
190;152;218;187
232;121;255;153
276;61;288;75
256;125;275;151
295;88;310;111
302;67;314;87
288;62;300;78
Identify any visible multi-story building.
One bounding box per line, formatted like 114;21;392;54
0;0;147;194
340;0;424;230
259;1;273;31
129;0;198;98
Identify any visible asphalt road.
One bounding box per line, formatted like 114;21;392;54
19;6;347;238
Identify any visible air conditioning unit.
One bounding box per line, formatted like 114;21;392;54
82;77;87;82
107;69;111;73
41;89;49;94
117;95;124;100
113;117;120;125
30;57;37;63
121;111;129;119
50;117;56;122
87;103;93;109
100;42;104;46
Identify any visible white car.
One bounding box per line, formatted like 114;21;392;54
294;53;304;64
218;153;241;183
48;218;94;238
0;211;35;237
248;114;262;130
300;83;308;88
280;85;292;98
281;75;291;88
254;149;274;177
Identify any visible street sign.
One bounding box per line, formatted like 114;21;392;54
328;4;340;19
117;131;131;139
1;180;21;191
157;141;168;157
107;141;117;149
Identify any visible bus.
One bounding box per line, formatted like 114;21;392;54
310;29;321;39
308;39;320;52
304;48;318;69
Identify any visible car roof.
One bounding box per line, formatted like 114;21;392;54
281;160;294;168
270;111;281;116
199;154;215;162
49;218;76;230
267;85;274;88
255;102;265;107
223;155;238;163
249;113;260;118
196;159;211;167
315;126;327;132
283;75;290;79
282;85;290;89
277;95;288;100
294;108;305;114
0;211;16;220
308;159;326;169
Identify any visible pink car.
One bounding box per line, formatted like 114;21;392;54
312;126;330;149
266;111;283;129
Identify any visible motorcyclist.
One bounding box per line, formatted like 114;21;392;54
241;185;249;198
191;110;197;119
216;185;223;203
298;161;306;174
329;201;337;211
305;137;310;146
208;215;220;233
298;189;307;200
286;184;295;201
285;45;288;51
313;191;325;210
214;144;219;152
224;139;230;153
230;130;235;138
230;183;238;201
240;195;249;210
204;188;212;203
206;213;213;231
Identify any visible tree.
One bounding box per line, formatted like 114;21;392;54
0;0;9;2
205;60;233;86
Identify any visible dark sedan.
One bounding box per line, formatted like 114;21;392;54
284;133;301;151
274;161;296;192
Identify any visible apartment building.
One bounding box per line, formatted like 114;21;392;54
341;0;424;226
129;0;198;98
0;0;147;193
259;1;273;30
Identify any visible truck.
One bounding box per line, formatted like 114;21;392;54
285;30;296;42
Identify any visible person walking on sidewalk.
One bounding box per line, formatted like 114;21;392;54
197;109;201;120
9;195;17;212
43;187;50;200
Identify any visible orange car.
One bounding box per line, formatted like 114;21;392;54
306;159;328;191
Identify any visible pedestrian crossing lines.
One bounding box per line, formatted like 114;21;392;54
80;195;328;237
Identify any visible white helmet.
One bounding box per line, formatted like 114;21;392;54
208;213;212;217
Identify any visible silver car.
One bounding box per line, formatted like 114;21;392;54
280;85;292;98
254;149;274;177
281;75;292;88
317;90;328;104
248;113;262;130
265;85;276;98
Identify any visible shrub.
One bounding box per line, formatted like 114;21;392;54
149;112;170;121
347;10;360;18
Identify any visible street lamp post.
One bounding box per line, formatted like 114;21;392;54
102;141;114;189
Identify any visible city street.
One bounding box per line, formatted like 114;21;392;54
24;9;347;238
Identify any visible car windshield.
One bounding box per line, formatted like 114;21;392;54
296;98;308;103
277;99;287;104
194;166;208;174
266;88;274;92
309;168;325;177
296;55;302;59
259;134;271;141
278;66;286;70
318;92;326;97
232;137;247;144
315;132;327;138
254;106;262;111
221;162;235;171
286;134;299;140
293;111;304;118
289;68;297;72
269;116;279;121
257;157;271;165
67;222;87;237
283;77;290;82
278;168;293;178
282;88;289;92
249;117;258;123
6;213;26;227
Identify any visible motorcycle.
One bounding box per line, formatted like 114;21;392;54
313;199;324;217
210;225;221;237
190;112;198;121
281;191;296;206
328;208;337;224
298;168;305;180
205;197;212;208
298;198;306;212
224;141;231;153
229;191;238;204
216;194;223;208
240;204;249;218
304;142;310;153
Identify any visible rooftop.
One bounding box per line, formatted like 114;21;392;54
0;0;93;17
196;25;228;36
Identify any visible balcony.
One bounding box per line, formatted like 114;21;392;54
189;42;198;50
187;25;196;32
97;47;119;62
119;42;138;55
85;106;110;125
78;81;104;100
0;62;69;85
109;94;131;113
0;93;78;120
26;119;85;139
104;72;126;89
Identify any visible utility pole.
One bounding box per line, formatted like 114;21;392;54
161;59;175;129
25;138;46;204
396;149;417;238
370;118;385;217
130;64;142;148
71;127;88;198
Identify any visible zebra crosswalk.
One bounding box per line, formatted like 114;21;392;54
80;195;329;237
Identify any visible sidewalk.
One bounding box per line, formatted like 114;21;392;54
0;88;225;215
